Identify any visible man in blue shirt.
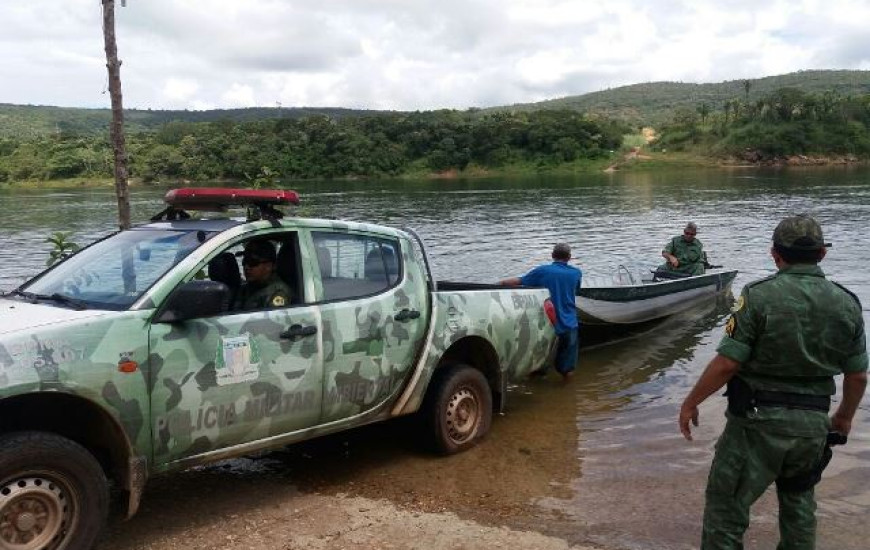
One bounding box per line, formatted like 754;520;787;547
501;243;583;379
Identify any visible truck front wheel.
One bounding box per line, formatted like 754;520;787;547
425;364;493;454
0;431;108;550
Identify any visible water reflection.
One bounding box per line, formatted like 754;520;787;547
516;297;730;549
577;294;732;412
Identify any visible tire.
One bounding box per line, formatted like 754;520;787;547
424;364;493;455
0;431;109;550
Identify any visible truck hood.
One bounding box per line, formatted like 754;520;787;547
0;298;112;336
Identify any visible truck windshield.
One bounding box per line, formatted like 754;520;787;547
22;228;215;310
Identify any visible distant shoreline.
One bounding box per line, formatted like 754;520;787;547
1;152;867;189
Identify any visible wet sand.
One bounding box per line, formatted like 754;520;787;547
101;300;869;550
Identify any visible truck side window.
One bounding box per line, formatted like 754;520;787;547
312;232;402;301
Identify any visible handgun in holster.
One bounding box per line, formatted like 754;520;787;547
776;432;848;493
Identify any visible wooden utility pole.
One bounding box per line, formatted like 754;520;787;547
102;0;131;230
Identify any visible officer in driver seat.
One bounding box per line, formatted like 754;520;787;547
234;240;292;310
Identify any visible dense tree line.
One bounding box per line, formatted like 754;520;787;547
655;88;870;158
0;110;626;183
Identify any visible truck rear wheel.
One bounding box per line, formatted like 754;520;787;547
425;364;492;454
0;432;108;550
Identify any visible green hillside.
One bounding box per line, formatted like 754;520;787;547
491;70;870;126
0;104;392;139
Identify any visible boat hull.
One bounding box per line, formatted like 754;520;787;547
576;270;737;325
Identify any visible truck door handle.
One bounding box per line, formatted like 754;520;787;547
394;309;421;322
280;324;318;339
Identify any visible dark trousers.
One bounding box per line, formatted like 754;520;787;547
554;329;579;374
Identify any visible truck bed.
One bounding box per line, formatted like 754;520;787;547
435;281;521;291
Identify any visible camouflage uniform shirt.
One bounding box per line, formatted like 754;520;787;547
717;264;868;436
663;235;705;275
234;274;293;311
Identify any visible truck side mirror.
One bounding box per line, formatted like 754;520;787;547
154;280;231;323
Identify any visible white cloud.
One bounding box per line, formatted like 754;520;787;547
221;84;257;108
517;50;579;88
162;78;199;102
1;0;869;110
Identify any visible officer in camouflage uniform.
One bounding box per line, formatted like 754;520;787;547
679;214;867;550
234;240;292;310
661;221;705;276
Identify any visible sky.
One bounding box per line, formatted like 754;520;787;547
2;0;870;112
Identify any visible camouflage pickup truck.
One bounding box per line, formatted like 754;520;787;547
0;189;556;550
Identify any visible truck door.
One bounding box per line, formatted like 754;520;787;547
311;230;427;423
148;231;323;467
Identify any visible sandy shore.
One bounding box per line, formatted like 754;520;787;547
103;491;598;550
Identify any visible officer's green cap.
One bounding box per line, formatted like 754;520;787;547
237;240;276;262
773;214;831;250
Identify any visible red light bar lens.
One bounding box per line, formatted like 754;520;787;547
164;188;300;209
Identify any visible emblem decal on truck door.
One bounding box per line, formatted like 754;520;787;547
215;335;260;386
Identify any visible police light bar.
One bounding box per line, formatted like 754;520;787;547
163;188;300;210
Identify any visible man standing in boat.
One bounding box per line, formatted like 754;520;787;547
500;243;582;380
661;221;705;276
678;214;867;549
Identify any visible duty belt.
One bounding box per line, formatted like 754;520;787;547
726;377;831;417
753;389;831;412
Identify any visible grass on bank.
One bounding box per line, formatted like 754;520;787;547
0;176;116;189
612;150;718;170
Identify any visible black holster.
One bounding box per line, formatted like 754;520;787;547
725;376;756;417
776;432;847;493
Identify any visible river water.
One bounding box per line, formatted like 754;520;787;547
2;167;869;549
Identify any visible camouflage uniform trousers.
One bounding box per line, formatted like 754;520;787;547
702;418;827;550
